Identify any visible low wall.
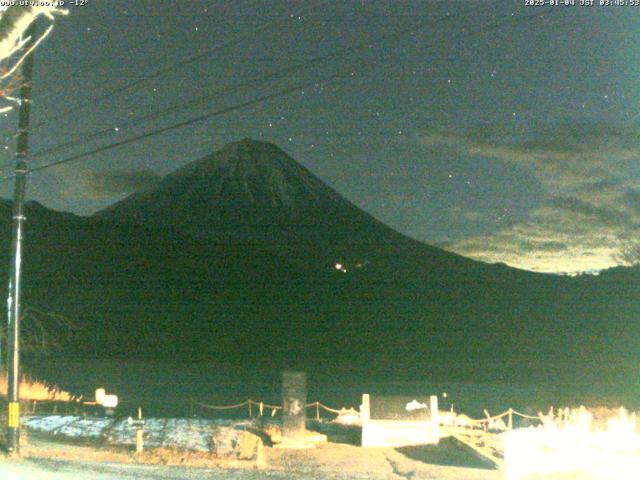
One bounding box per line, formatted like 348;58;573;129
360;393;440;447
362;419;438;447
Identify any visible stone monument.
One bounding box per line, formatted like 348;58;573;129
282;371;307;442
278;371;327;449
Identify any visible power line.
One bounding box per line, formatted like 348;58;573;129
27;1;472;141
27;75;348;175
14;6;556;181
25;2;330;135
34;27;208;104
0;5;332;173
29;8;480;161
0;4;552;188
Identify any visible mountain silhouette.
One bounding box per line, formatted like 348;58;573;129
0;139;635;384
99;138;455;250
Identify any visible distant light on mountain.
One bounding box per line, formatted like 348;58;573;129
0;138;633;385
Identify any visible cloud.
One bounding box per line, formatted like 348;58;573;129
445;222;619;274
545;196;630;229
79;169;161;200
420;120;640;191
422;121;640;272
53;164;163;202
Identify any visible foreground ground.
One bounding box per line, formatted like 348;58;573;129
0;436;501;480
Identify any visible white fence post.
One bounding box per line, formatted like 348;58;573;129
361;394;370;422
430;395;439;442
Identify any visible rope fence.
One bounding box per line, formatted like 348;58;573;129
457;407;544;430
192;400;250;411
188;398;356;421
0;398;88;417
17;395;545;432
187;398;543;430
511;409;541;420
15;398;352;420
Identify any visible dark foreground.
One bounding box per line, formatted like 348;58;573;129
4;437;499;480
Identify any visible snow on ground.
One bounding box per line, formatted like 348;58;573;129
24;415;253;454
20;415;505;479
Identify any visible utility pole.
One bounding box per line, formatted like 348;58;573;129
6;18;38;455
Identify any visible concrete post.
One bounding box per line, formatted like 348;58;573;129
361;394;371;423
135;407;144;454
430;395;439;442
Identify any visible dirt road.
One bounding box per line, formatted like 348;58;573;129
0;456;289;480
0;434;501;480
0;448;501;480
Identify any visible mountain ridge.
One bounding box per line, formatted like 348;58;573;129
0;139;633;386
94;138;483;268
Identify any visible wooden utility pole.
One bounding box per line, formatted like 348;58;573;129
6;18;38;455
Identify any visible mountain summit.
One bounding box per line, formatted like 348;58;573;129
0;139;631;386
99;139;407;246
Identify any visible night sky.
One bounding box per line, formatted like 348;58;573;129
0;0;638;274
